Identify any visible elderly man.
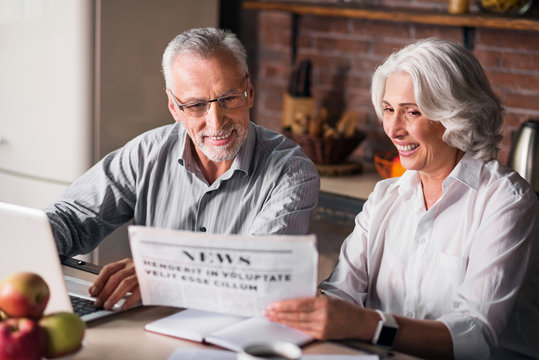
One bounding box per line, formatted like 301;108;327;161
45;28;319;310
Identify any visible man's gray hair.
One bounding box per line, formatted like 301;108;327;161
371;37;503;162
162;27;248;89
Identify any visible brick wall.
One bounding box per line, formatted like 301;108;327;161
243;2;539;164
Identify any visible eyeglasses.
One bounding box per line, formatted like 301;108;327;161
169;75;249;117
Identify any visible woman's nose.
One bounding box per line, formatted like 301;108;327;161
384;112;402;138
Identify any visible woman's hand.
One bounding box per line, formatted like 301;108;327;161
263;295;369;341
88;258;141;311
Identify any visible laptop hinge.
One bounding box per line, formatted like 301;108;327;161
60;255;101;275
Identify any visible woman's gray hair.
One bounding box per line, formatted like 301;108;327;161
162;27;248;89
371;38;503;161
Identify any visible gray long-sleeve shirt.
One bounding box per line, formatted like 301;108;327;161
45;122;320;256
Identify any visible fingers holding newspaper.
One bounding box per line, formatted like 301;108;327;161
263;295;375;341
89;258;141;310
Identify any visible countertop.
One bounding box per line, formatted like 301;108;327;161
319;161;381;200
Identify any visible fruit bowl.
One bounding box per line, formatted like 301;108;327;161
284;130;366;165
477;0;534;15
374;152;406;179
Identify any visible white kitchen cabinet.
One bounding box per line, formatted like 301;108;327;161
0;0;219;265
0;0;94;204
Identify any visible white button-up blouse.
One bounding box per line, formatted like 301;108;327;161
320;152;538;360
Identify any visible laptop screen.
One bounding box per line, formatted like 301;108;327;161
0;201;73;315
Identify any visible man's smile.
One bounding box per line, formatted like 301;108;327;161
204;129;236;146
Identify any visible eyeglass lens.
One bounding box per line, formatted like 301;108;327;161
173;75;249;117
184;93;247;116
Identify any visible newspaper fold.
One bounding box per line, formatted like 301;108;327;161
129;226;318;317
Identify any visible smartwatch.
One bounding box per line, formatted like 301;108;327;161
372;310;399;348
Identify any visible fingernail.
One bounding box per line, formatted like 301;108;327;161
104;301;112;310
89;286;96;295
94;298;103;308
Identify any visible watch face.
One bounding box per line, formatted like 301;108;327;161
377;326;398;347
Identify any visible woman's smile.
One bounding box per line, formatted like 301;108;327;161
395;142;419;156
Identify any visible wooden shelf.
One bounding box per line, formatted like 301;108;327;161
243;1;539;32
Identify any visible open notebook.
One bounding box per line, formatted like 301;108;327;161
144;308;313;352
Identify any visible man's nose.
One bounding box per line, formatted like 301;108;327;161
205;101;225;130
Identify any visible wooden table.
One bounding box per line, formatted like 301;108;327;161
64;264;420;359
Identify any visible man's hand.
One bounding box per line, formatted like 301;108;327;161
263;295;368;341
88;258;141;311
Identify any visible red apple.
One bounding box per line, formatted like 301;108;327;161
39;312;85;358
0;317;45;360
0;272;50;319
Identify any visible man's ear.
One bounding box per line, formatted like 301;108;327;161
166;89;182;123
247;80;255;109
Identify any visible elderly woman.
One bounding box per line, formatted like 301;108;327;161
264;38;538;360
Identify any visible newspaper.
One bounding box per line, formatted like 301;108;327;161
128;226;318;317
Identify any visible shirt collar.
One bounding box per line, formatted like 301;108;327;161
396;151;482;197
228;122;255;176
177;123;193;170
396;168;422;199
446;151;481;191
177;122;255;177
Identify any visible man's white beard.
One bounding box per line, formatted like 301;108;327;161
194;122;248;162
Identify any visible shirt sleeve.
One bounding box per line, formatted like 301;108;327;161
437;179;538;359
249;152;320;236
44;141;139;257
318;190;375;306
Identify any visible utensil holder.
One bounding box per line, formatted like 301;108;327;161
282;93;314;131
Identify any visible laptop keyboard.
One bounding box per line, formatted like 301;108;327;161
69;295;103;316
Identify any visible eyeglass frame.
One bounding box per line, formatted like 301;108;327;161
168;74;250;116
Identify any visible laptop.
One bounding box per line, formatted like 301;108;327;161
0;201;125;322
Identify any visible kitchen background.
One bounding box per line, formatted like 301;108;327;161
0;0;220;264
234;0;539;163
1;0;537;271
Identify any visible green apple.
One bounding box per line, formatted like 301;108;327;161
0;272;50;319
39;312;85;359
